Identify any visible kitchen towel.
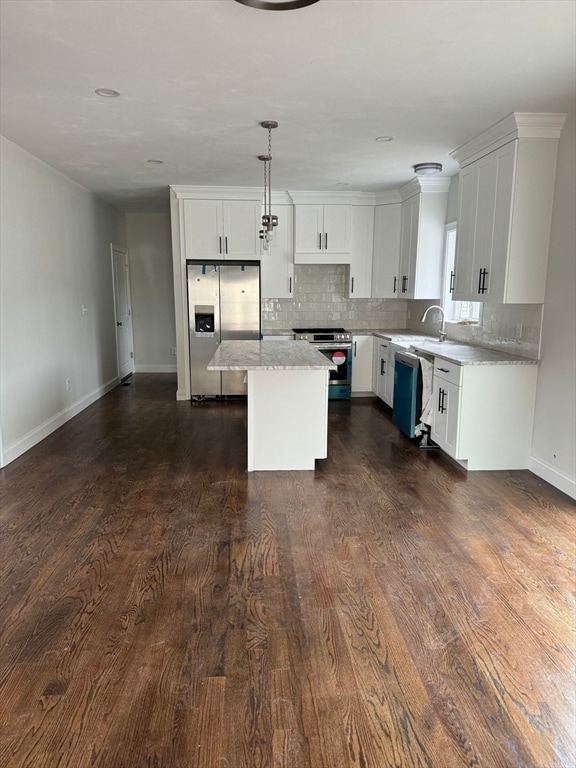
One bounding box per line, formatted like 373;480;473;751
418;356;434;429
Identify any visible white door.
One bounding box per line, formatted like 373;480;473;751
111;245;135;380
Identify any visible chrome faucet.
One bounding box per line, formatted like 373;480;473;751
420;304;447;342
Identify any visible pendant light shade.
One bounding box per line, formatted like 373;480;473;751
235;0;320;9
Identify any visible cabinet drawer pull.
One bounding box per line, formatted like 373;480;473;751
437;367;450;373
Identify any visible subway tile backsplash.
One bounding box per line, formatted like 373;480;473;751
407;299;542;359
262;264;408;330
262;264;542;359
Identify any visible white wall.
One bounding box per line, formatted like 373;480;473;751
529;112;576;499
0;136;126;467
125;213;176;372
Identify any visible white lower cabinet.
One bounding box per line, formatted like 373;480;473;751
430;359;538;470
351;335;374;394
375;339;390;403
431;377;461;458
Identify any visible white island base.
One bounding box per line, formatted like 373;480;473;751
207;340;336;472
247;368;329;471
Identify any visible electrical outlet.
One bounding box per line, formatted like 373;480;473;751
65;378;71;391
170;347;177;355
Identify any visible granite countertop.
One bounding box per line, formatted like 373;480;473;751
207;340;337;371
409;341;539;365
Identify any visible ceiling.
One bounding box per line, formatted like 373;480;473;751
1;0;574;212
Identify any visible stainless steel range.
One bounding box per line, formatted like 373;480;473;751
293;327;352;400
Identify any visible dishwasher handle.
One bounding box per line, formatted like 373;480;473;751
394;351;419;368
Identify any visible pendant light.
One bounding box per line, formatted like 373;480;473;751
259;120;278;250
235;0;320;9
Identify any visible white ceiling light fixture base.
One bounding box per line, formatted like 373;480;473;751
413;162;443;175
234;0;320;10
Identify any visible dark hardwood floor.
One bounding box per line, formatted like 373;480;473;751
1;374;574;768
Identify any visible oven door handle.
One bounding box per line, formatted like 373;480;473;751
312;343;352;350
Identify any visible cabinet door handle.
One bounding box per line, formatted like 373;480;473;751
225;236;228;255
219;236;223;254
289;277;292;293
318;233;322;250
393;276;397;294
324;232;328;250
380;359;385;375
351;276;355;294
441;389;447;413
354;341;357;356
450;271;455;293
478;268;488;294
402;275;408;293
438;387;447;413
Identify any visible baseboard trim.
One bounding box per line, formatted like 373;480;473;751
135;364;177;373
528;456;576;500
1;376;119;467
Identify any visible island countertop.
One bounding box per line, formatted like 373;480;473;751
207;340;337;371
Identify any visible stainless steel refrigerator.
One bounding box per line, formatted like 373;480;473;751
186;260;261;397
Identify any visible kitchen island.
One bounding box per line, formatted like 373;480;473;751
207;340;336;471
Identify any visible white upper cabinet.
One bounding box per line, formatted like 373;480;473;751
259;204;294;299
347;205;374;298
397;178;450;300
294;203;352;263
451;112;566;304
371;202;401;299
183;198;261;260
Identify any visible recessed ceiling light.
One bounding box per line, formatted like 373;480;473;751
95;88;120;98
375;136;393;142
234;0;320;8
413;162;443;175
147;159;164;165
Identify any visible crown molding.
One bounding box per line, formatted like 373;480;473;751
287;190;368;205
398;176;451;201
451;112;567;167
374;190;402;205
170;185;261;201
